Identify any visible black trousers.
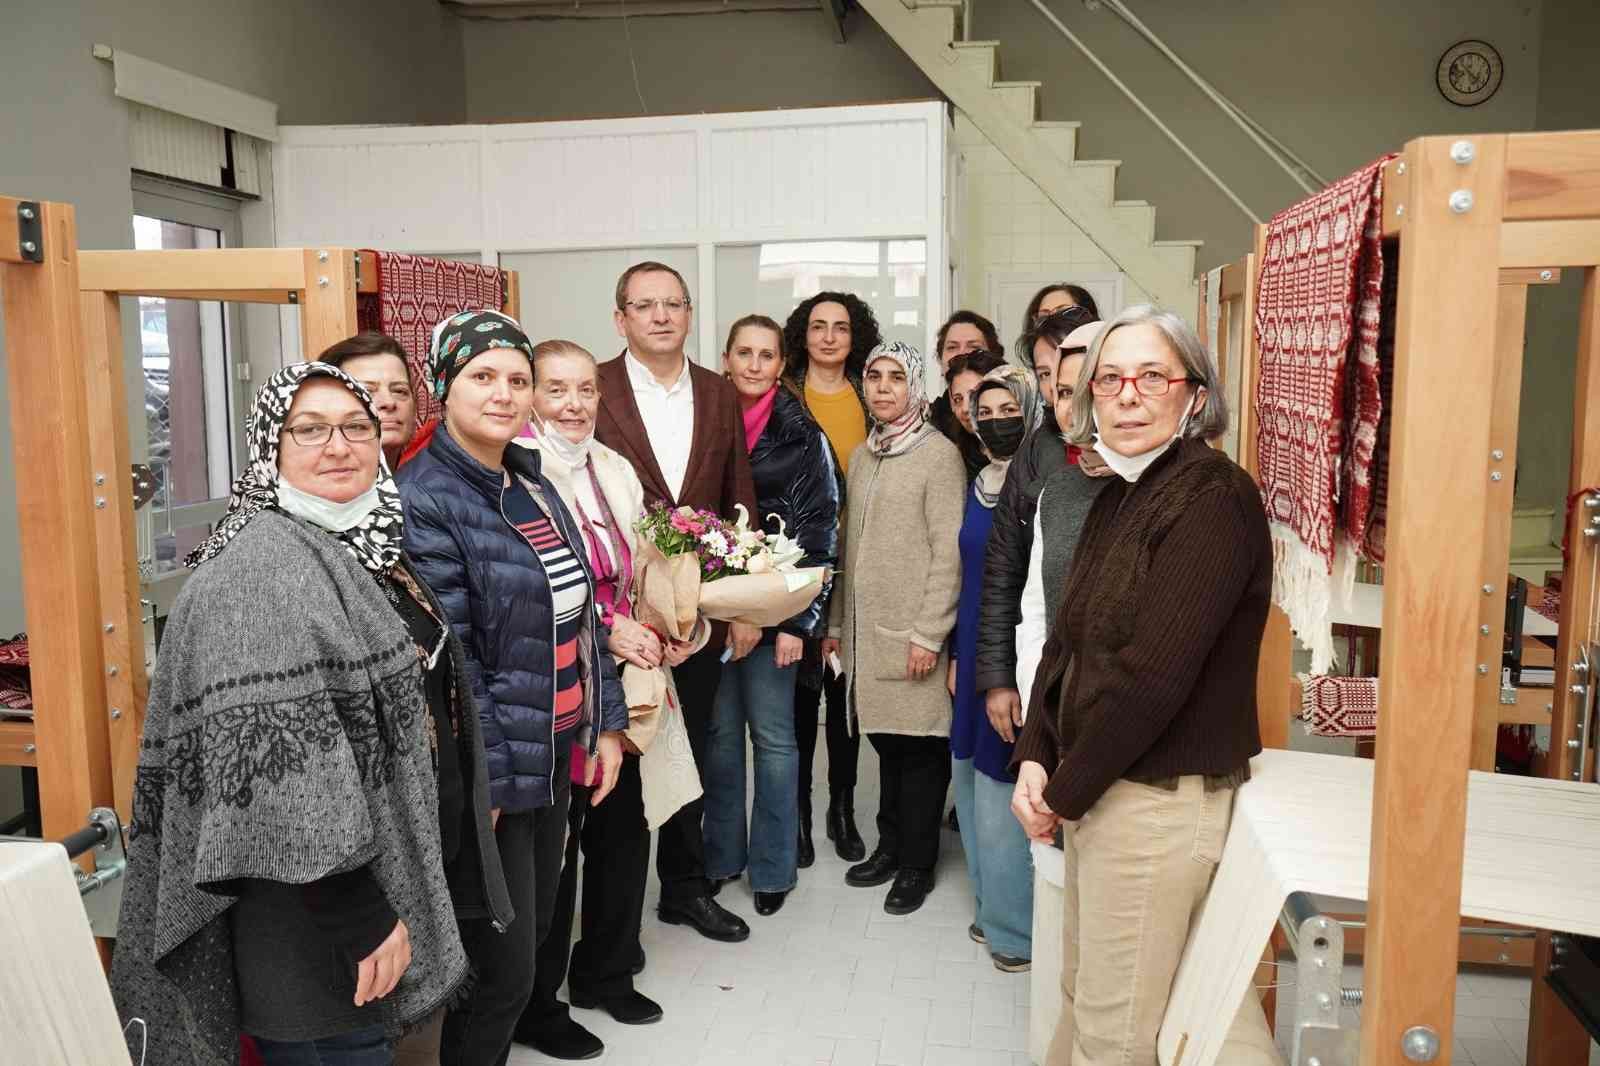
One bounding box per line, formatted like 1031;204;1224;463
441;746;571;1066
656;643;723;907
520;752;650;1035
794;667;858;809
868;732;951;873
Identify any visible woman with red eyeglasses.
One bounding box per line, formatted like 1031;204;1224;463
1010;305;1281;1066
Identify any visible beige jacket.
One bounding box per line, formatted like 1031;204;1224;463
828;433;966;736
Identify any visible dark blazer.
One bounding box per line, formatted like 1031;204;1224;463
398;424;628;813
749;384;844;641
595;351;758;524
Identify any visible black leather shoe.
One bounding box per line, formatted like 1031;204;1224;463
827;792;867;862
658;895;751;942
845;847;899;887
754;890;788;916
631;946;647;975
519;1014;604;1059
707;875;737;898
798;808;816;869
884;868;935;915
569;989;664;1026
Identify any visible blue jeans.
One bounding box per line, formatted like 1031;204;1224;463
254;1025;391;1065
704;643;800;893
952;756;1034;960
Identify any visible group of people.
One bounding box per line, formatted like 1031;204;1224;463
109;263;1282;1066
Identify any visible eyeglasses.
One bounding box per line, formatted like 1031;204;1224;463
622;298;691;317
282;419;381;447
1089;371;1195;398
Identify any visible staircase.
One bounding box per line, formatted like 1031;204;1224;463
858;0;1201;313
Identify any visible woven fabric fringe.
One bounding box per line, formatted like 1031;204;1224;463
1299;672;1378;738
361;251;509;425
1254;155;1395;665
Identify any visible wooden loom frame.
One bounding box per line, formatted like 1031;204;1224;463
0;221;521;845
1195;132;1600;1066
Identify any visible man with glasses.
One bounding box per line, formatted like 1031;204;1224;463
594;261;760;950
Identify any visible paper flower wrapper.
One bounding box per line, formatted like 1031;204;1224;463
633;539;702;642
696;567;830;628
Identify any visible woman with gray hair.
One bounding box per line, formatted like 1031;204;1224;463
1010;305;1281;1066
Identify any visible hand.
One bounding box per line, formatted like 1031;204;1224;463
986;688;1023;743
589;731;624;806
490;807;501;829
947;658;958;697
907;643;937;680
820;636;841;666
663;637;693;667
726;621;762;663
1077;448;1117;479
610;615;663;670
353;920;411;1006
1011;761;1060;843
774;633;805;668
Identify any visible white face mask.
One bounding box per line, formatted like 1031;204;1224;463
1091;388;1203;483
533;412;594;471
276;477;383;531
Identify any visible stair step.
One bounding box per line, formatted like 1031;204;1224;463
1112;199;1156;243
910;5;957;40
1068;159;1121;204
1030;120;1081;164
903;0;965;7
991;80;1039;124
947;40;999;80
1151;239;1201;280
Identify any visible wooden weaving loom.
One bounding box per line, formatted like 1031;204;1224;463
1;208;519;863
1163;132;1600;1066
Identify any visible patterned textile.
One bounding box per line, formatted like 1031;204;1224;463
1254;155;1395;672
185;363;404;577
864;341;941;458
361;251;509;425
1536;580;1562;625
1299;673;1378;738
427;308;534;404
0;634;28;713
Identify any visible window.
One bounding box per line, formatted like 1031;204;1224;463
131;182;249;577
714;239;927;362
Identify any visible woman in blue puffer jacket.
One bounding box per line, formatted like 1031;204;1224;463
396;309;628;1066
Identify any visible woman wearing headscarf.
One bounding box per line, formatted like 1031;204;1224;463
398;310;629;1066
947;364;1043;973
111;362;508;1066
822;341;964;916
512;339;709;1058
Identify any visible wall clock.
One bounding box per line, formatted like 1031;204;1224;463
1437;39;1503;107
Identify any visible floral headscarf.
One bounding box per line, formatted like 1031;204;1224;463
864;341;941;458
185;362;404;575
970;363;1043;508
428;309;536;402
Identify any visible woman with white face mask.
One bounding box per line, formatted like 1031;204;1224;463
1010;305;1282;1066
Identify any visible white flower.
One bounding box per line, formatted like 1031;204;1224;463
699;529;731;558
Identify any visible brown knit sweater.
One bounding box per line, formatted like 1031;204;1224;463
1011;439;1271;821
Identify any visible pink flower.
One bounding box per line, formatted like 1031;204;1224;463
669;512;693;533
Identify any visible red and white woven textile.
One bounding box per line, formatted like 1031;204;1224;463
1299;673;1378;738
1254;155;1395;671
357;252;509;425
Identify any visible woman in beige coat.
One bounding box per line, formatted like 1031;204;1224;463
823;340;965;916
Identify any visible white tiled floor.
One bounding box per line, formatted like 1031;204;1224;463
510;742;1600;1066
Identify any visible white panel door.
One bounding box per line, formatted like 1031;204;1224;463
986;269;1127;356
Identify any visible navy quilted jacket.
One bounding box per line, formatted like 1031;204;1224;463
398;424;628;812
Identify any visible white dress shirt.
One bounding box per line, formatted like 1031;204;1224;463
1015;486;1049;719
623;349;696;501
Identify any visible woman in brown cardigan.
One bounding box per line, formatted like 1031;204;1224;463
1011;305;1281;1066
823;341;964;917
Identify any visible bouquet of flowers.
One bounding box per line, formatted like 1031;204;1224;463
632;503;829;638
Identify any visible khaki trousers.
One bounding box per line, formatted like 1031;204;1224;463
1047;778;1281;1066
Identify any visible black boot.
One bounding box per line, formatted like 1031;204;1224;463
798;799;816;869
826;791;866;862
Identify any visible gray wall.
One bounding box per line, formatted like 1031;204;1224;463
461;9;937;121
0;0;467;634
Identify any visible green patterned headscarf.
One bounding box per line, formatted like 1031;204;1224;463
428;309;536;401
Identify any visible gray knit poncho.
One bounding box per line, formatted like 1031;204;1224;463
111;510;468;1065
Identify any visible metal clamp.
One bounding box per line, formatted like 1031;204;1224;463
5;806;129;937
1280;893;1359;1066
1574;644;1599;782
16;200;43;262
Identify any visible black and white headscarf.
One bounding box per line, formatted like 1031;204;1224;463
185;362;404;576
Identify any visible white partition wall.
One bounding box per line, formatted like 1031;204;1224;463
273;103;949;378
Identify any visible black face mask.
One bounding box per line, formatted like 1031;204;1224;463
976;415;1027;459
